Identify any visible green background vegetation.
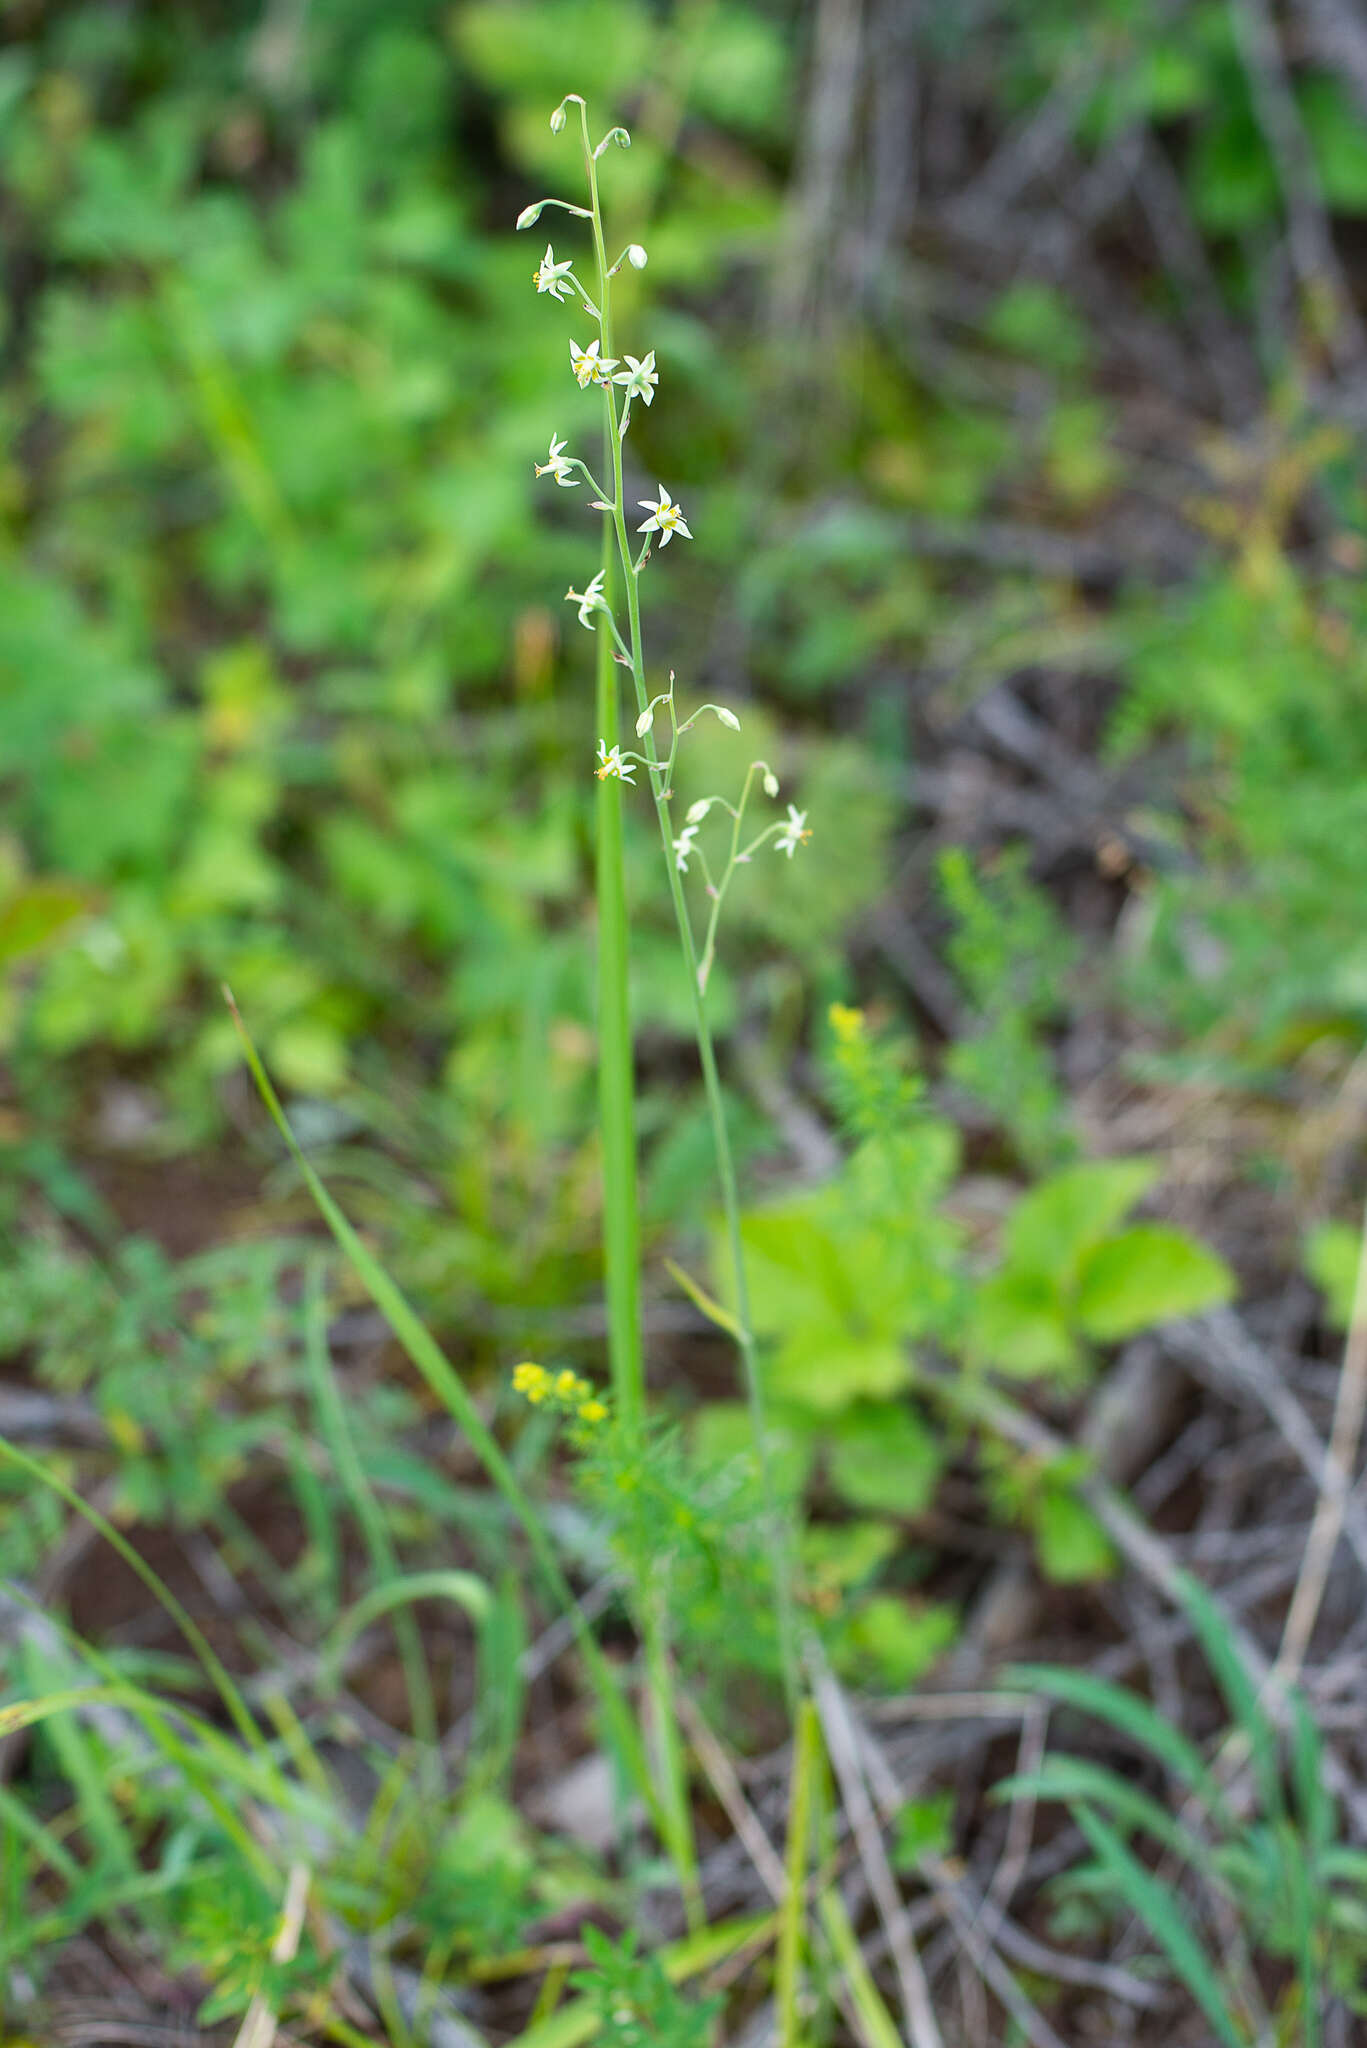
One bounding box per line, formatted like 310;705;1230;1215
3;0;1367;2040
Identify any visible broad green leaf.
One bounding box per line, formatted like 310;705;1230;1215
970;1268;1077;1377
688;1401;813;1502
827;1403;942;1516
1302;75;1367;213
1004;1158;1159;1284
0;879;88;965
1074;1225;1235;1341
892;1791;955;1871
801;1519;898;1597
837;1594;956;1691
1188;103;1279;234
986;282;1091;372
1033;1488;1116;1583
736;1191;944;1411
1305;1220;1362;1330
768;1336;911;1411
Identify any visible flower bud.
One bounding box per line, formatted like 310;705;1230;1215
685;798;711;825
716;707;740;730
627;243;648;269
515;201;543;231
636;708;654;737
550;105;567;134
763;770;779;797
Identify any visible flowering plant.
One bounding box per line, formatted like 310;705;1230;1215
514;92;811;1892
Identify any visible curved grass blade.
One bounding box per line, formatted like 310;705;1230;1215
1005;1662;1234;1827
302;1265;439;1755
0;1436;265;1761
1174;1571;1283;1821
1071;1804;1248;2048
995;1758;1220;1882
320;1569;490;1693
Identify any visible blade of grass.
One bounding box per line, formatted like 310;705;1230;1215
0;1436;265;1761
303;1264;440;1755
320;1569;489;1695
777;1697;820;2048
1005;1662;1235;1827
1071;1804;1248;2048
995;1758;1221;1879
816;1886;906;2048
1175;1571;1283;1822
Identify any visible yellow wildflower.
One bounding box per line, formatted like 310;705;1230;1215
513;1361;550;1403
828;1002;865;1044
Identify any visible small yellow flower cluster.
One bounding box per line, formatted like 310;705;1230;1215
512;1362;608;1426
828;1002;865;1045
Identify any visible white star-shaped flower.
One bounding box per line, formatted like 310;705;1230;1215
533;244;575;301
570;337;618;388
565;570;607;629
672;823;700;873
774;805;811;858
637;485;693;546
595;739;636;784
534;433;578;487
613;351;658;406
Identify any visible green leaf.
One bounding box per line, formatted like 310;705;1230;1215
827;1403;942;1516
1033;1488;1116;1583
1004;1158;1159;1284
970;1268;1078;1377
801;1520;898;1597
1305;1220;1362;1330
1074;1225;1235;1341
769;1336;911;1411
665;1257;745;1342
0;879;88;966
1302;75;1367;213
688;1401;813;1503
986;282;1091;372
837;1594;957;1691
892;1791;955;1871
1174;1572;1282;1825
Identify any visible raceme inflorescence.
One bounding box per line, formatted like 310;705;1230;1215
518;94;811;1001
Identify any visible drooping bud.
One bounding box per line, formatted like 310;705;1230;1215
636;707;654;737
515;201;544;231
716;707;740;731
627;243;648;269
685;798;711;825
763;770;779;798
550;105;567;134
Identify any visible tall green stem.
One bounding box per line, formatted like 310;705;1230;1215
579;124;800;1712
581;112;701;1926
594;446;643;1434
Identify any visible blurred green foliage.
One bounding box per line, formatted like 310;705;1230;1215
4;0;1367;2025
